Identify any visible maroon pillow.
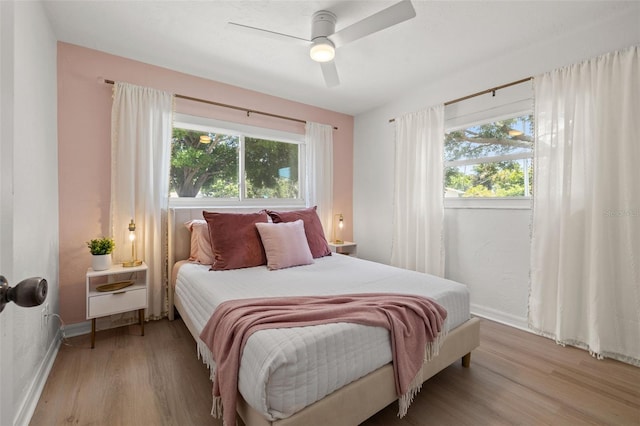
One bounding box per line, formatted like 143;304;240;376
266;207;331;258
202;211;268;270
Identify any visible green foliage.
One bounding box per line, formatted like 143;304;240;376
445;116;533;162
170;127;300;199
463;184;494;197
444;115;533;197
446;161;530;197
445;167;472;191
245;137;298;198
170;128;239;197
87;237;115;255
246;177;299;199
492;164;527;196
200;180;239;198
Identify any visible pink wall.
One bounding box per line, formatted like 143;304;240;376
58;42;354;324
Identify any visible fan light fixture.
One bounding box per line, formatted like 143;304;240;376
310;38;335;62
228;1;416;87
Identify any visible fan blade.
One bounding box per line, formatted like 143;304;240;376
227;22;309;45
329;0;416;48
320;61;340;87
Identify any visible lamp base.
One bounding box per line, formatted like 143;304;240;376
122;259;143;267
333;239;344;245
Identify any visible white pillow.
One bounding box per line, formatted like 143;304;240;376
255;220;313;270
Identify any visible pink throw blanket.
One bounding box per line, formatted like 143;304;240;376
199;293;448;426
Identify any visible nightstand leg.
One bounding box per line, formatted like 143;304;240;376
139;309;144;336
91;318;96;349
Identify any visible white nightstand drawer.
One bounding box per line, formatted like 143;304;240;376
88;288;147;318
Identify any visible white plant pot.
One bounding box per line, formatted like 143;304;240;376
92;254;112;271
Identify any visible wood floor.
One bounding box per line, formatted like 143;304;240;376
31;318;640;426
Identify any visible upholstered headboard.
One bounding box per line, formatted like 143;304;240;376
169;208;199;266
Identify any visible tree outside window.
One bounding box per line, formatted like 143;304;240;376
170;126;300;200
444;115;533;197
245;137;299;199
170;128;239;198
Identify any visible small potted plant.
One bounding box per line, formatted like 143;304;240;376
87;237;115;271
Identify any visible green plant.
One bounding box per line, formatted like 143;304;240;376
87;237;115;255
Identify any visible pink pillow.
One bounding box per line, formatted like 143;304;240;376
266;207;331;258
255;220;314;270
185;220;215;265
203;211;268;271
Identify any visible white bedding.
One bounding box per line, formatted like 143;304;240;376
174;254;470;421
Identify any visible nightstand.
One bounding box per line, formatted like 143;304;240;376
328;241;357;256
86;262;148;348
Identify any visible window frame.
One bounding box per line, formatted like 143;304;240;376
443;111;534;208
170;114;306;208
442;81;534;209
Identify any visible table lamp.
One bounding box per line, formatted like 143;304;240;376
333;213;344;244
123;219;142;267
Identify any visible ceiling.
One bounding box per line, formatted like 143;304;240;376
42;1;636;116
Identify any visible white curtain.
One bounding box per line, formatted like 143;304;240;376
530;46;639;365
305;122;334;236
391;105;445;276
111;82;174;320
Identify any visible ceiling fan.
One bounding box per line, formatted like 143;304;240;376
228;0;416;88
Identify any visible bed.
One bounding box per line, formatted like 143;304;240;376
168;207;480;426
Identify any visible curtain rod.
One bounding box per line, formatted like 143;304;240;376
104;79;338;130
388;76;532;123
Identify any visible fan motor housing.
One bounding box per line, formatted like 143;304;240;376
311;11;336;40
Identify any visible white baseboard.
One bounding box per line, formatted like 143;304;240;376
14;329;62;426
470;303;531;332
62;320;91;337
63;315;141;338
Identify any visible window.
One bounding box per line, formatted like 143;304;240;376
170;115;305;206
444;114;533;198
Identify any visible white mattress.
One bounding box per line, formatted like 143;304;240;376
174;254;470;421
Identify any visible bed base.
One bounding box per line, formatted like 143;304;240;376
176;295;479;426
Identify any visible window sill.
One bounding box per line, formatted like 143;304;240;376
168;197;306;209
444;197;532;210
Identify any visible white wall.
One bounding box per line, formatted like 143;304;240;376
0;2;16;424
444;207;531;327
0;1;60;425
353;5;640;328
